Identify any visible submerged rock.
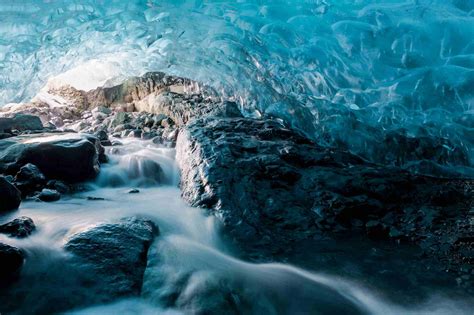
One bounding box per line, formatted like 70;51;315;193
0;133;103;183
46;180;70;194
177;116;472;259
0;243;24;285
64;217;158;300
0;217;35;238
0;176;21;213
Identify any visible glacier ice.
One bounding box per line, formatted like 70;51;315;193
0;0;473;174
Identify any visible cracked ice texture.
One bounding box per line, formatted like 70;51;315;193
0;0;473;173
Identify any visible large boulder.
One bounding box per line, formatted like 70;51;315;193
0;243;24;286
0;114;43;133
0;133;103;183
64;217;158;301
0;176;21;213
176;117;472;259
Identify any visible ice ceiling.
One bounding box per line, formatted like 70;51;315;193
0;0;473;174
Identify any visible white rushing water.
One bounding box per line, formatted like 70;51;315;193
0;138;472;314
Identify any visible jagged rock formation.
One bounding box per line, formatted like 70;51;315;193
0;217;36;238
176;116;473;273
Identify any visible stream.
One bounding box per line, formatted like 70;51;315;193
0;138;471;314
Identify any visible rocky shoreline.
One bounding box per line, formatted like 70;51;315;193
0;72;473;312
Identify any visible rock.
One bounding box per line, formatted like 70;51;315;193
64;217;158;300
0;176;21;213
95;130;112;146
92;111;108;121
92;106;112;115
110;112;131;128
162;128;178;147
86;196;105;201
0;132;14;139
0;243;24;285
0;217;35;238
0;133;102;183
14;163;46;197
176;116;471;258
0;114;43;133
94;130;109;142
161;117;174;128
134;91;223;126
46;180;70;194
85;72;211;109
37;189;61;202
128;189;140;194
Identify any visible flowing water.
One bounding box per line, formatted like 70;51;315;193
0;138;472;314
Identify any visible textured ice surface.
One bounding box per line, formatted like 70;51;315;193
0;0;473;173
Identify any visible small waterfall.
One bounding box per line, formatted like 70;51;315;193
95;138;179;188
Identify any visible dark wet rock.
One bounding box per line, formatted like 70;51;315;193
46;180;70;194
0;217;35;238
86;196;105;201
0;132;14;139
177;116;472;260
94;130;109;142
14;163;46;197
141;131;157;140
0;243;24;285
37;189;61;202
64;217;158;300
0;176;21;213
0;133;102;183
128;189;140;194
0;114;43;133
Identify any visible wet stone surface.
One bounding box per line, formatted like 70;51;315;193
177;116;474;292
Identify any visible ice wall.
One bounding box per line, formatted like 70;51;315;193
0;0;473;174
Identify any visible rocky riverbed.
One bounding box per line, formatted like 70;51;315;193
0;73;473;314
